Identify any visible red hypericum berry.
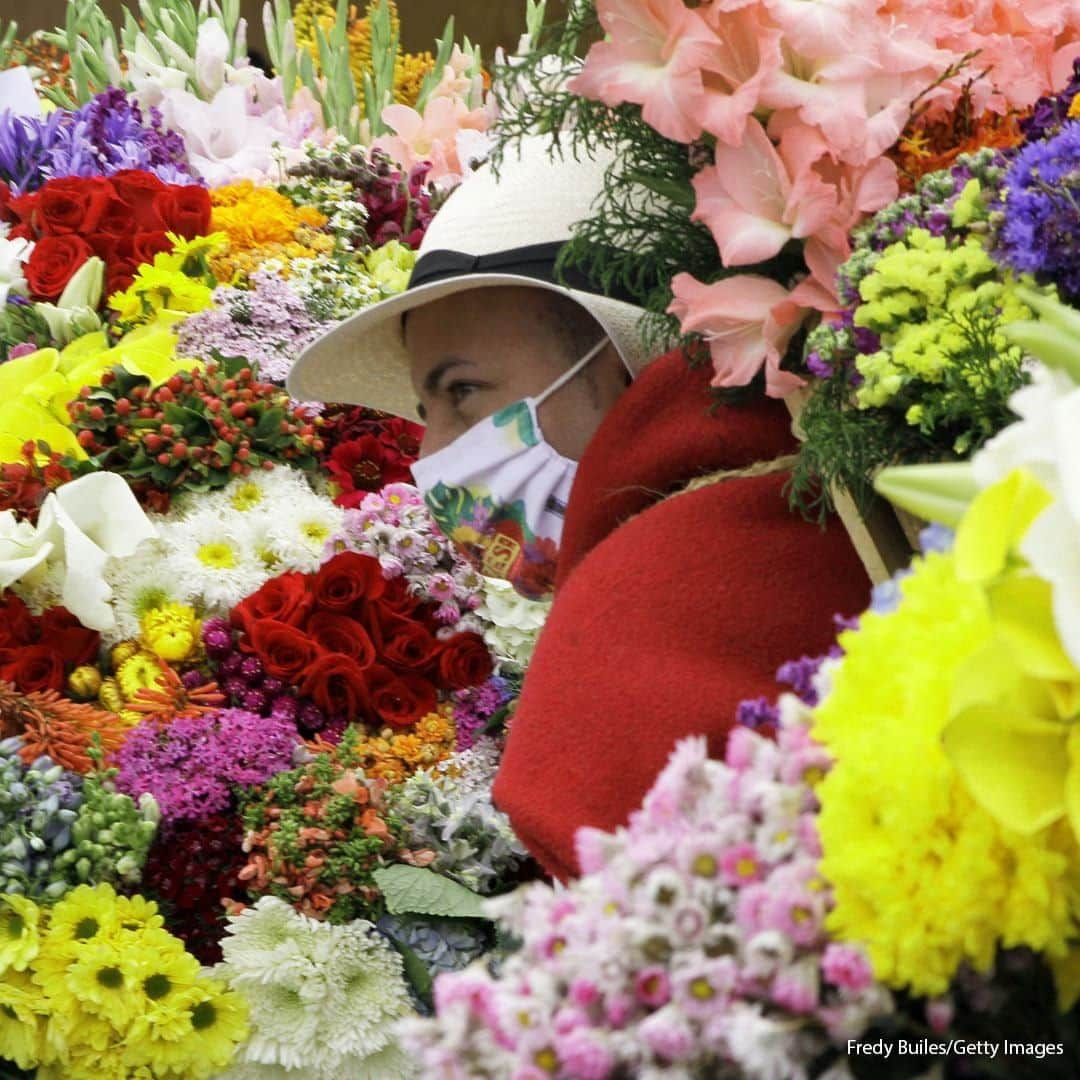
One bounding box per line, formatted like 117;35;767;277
157;452;171;466
78;386;92;400
100;371;115;386
115;424;129;438
87;406;104;422
70;402;86;415
156;387;174;403
77;429;95;448
229;402;247;418
207;399;221;414
138;407;155;419
173;442;188;459
312;439;325;452
236;447;250;461
168;376;183;394
115;398;132;416
161;424;174;437
229;461;242;474
145;434;163;452
261;460;274;470
132;386;146;400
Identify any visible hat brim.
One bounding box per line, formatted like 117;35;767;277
287;274;652;423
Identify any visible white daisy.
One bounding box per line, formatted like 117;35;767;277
159;508;267;613
263;491;346;573
104;539;187;642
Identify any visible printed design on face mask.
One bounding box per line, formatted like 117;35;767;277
492;401;539;449
425;480;559;600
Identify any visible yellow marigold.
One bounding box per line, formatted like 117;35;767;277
210;183;327;250
813;549;1080;997
368;759;406;784
389;733;425;765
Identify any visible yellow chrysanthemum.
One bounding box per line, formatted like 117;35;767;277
116;651;168;701
813;548;1080;998
0;894;41;975
0;968;45;1070
211;182;328;251
141;603;203;663
394;50;435;106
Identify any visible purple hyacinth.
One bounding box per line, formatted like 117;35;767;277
995;121;1080;299
0;89;195;195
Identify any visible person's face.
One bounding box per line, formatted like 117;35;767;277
404;287;630;460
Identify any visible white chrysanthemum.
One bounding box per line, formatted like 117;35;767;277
158;508;267;612
190;466;314;519
262;492;345;573
10;557;65;614
104;538;187;642
216;898;414;1078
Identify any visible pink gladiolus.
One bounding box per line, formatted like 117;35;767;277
374;97;491;188
669;272;807;397
568;0;726;143
691;118;836;266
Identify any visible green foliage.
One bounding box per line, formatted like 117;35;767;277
373;864;488;919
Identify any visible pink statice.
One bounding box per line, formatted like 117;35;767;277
327;482;486;631
112;708;300;822
398;686;894;1077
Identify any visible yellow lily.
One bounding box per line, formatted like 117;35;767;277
943;471;1080;842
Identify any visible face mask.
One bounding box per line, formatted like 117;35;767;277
411;337;608;601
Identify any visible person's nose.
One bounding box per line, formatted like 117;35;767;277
416;414;456;459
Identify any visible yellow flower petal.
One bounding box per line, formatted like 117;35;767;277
0;399;86;461
943;703;1067;834
0;348;59;402
1065;726;1080;846
986;574;1080;682
57;330;109;374
954;469;1053;583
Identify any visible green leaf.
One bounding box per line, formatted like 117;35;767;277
254;407;284;441
391;937;434;1008
373;865;488;919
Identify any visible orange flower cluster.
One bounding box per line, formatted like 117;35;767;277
342;707;458;785
891;107;1029;191
0;681;128;774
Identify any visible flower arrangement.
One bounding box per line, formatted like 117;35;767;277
0;883;248;1078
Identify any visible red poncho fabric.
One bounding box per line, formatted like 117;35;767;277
492;348;871;881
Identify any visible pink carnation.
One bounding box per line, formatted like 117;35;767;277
821;944;875;992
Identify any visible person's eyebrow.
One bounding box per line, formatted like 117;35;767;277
423;357;476;395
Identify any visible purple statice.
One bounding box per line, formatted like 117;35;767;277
1022;58;1080;144
451;676;512;751
776;655;829;705
995;121;1080;300
112;708;300;823
735;696;780;730
0;89;193;195
177;271;329;384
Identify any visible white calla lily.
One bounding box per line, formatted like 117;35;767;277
0;474;158;632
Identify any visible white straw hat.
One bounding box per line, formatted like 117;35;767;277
286;136;652;422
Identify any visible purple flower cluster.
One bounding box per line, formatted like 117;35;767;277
994;121;1080;300
177;271;328;384
1021;58;1080;144
450;676;513;751
202;618;329;737
0;89;193;195
112;707;300;823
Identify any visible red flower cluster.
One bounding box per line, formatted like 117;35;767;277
1;170;210;299
0;593;100;694
0;442;73;524
230;552;492;728
321;407;423;508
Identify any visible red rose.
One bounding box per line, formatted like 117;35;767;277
378;577;420;617
0;644;66;693
380;615;440;674
248;620;322;681
0;593;38;648
108;170;168;231
306;612;376;667
368;665;437;728
299;652;371;718
38;607;99;666
24;235;93;300
153;184;211;238
34;176;123;236
436;632;494;691
313;552;386;612
232;572;315;637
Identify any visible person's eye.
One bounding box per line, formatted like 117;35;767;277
447;381;483;407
